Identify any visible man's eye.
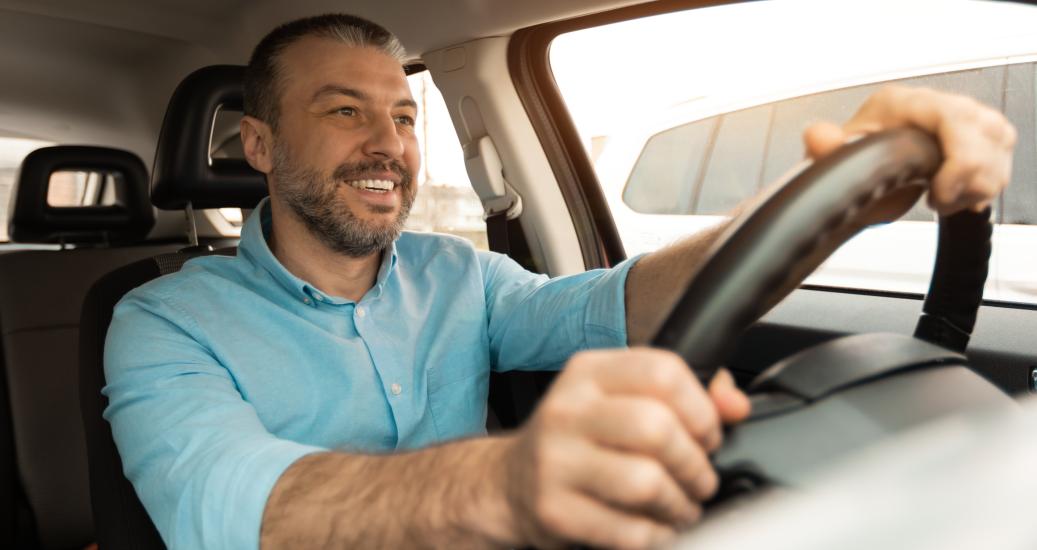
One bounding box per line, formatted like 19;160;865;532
334;107;357;116
395;115;416;127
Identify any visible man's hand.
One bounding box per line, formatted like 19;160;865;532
502;348;750;549
804;85;1016;215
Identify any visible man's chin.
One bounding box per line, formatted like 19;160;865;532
366;204;396;215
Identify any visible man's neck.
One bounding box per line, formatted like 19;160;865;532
267;199;382;303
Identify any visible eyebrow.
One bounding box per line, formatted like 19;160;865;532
311;84;417;109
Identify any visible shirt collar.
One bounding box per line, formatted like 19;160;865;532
239;197;399;305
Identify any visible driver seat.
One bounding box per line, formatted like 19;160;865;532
79;65;265;549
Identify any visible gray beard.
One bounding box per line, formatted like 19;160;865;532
271;144;414;258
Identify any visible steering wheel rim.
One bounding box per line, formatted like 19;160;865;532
650;128;992;383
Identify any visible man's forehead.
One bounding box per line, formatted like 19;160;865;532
278;36;411;100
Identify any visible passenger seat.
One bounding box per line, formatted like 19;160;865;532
0;146;180;549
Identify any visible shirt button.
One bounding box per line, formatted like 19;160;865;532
356;306;366;318
390;383;402;395
314;294;324;302
302;297;311;305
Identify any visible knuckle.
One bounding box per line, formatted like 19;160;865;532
634;405;676;452
950;152;983;175
625;461;668;506
532;438;571;482
688;405;720;441
644;353;686;389
697;469;720;499
871;84;901;105
538;397;576;424
533;493;568;535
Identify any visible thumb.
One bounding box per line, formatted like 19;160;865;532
708;368;751;424
803;121;849;160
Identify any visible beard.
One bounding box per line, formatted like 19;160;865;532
271;142;415;258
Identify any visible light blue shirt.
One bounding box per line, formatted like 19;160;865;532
103;198;639;549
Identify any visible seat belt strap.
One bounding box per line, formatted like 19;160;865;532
485;210;510;256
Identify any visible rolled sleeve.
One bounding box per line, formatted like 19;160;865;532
480;252;644;372
104;290;325;549
581;253;644;349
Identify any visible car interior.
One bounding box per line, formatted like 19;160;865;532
1;0;1036;548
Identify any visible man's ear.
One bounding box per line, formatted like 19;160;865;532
240;115;274;174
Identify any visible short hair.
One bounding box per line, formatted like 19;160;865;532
243;14;407;129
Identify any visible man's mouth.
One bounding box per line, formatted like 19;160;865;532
347;179;397;193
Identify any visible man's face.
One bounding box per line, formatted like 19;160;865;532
267;36;420;256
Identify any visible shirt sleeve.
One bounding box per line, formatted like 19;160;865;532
478;252;645;372
103;288;326;550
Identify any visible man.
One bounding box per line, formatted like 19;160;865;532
104;13;1015;550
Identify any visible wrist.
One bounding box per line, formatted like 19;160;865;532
453;433;523;547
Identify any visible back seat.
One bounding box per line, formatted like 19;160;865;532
0;146;182;549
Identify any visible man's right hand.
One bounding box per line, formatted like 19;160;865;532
501;348;751;549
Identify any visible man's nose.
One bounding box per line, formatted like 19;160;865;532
362;114;405;160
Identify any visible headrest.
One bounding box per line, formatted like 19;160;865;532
151;65;267;210
9;146;154;244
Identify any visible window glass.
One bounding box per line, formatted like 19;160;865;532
406;71;487;249
550;0;1037;304
47;170;123;207
1003;61;1037;225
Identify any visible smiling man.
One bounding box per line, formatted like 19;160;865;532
103;13;1015;550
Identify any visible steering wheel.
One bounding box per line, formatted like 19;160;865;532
649;128;1013;500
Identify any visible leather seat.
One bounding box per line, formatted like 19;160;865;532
0;145;181;549
79;65;265;550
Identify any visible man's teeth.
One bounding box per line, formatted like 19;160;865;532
348;179;396;193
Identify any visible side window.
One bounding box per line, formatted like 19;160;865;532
404;71;488;249
696;104;771;214
1003;61;1037;224
550;1;1037;305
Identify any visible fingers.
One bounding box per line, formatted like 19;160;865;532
513;349;746;548
811;85;1015;216
568;441;703;527
533;490;677;550
562;348;723;451
802;121;847;159
578;396;717;501
929;123;1013;215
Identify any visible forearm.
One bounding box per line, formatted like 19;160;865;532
260;434;519;549
624;220;730;345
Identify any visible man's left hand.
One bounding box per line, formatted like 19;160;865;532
803;85;1016;215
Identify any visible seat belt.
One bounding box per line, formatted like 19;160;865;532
465;136;544;429
485;210;510;256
